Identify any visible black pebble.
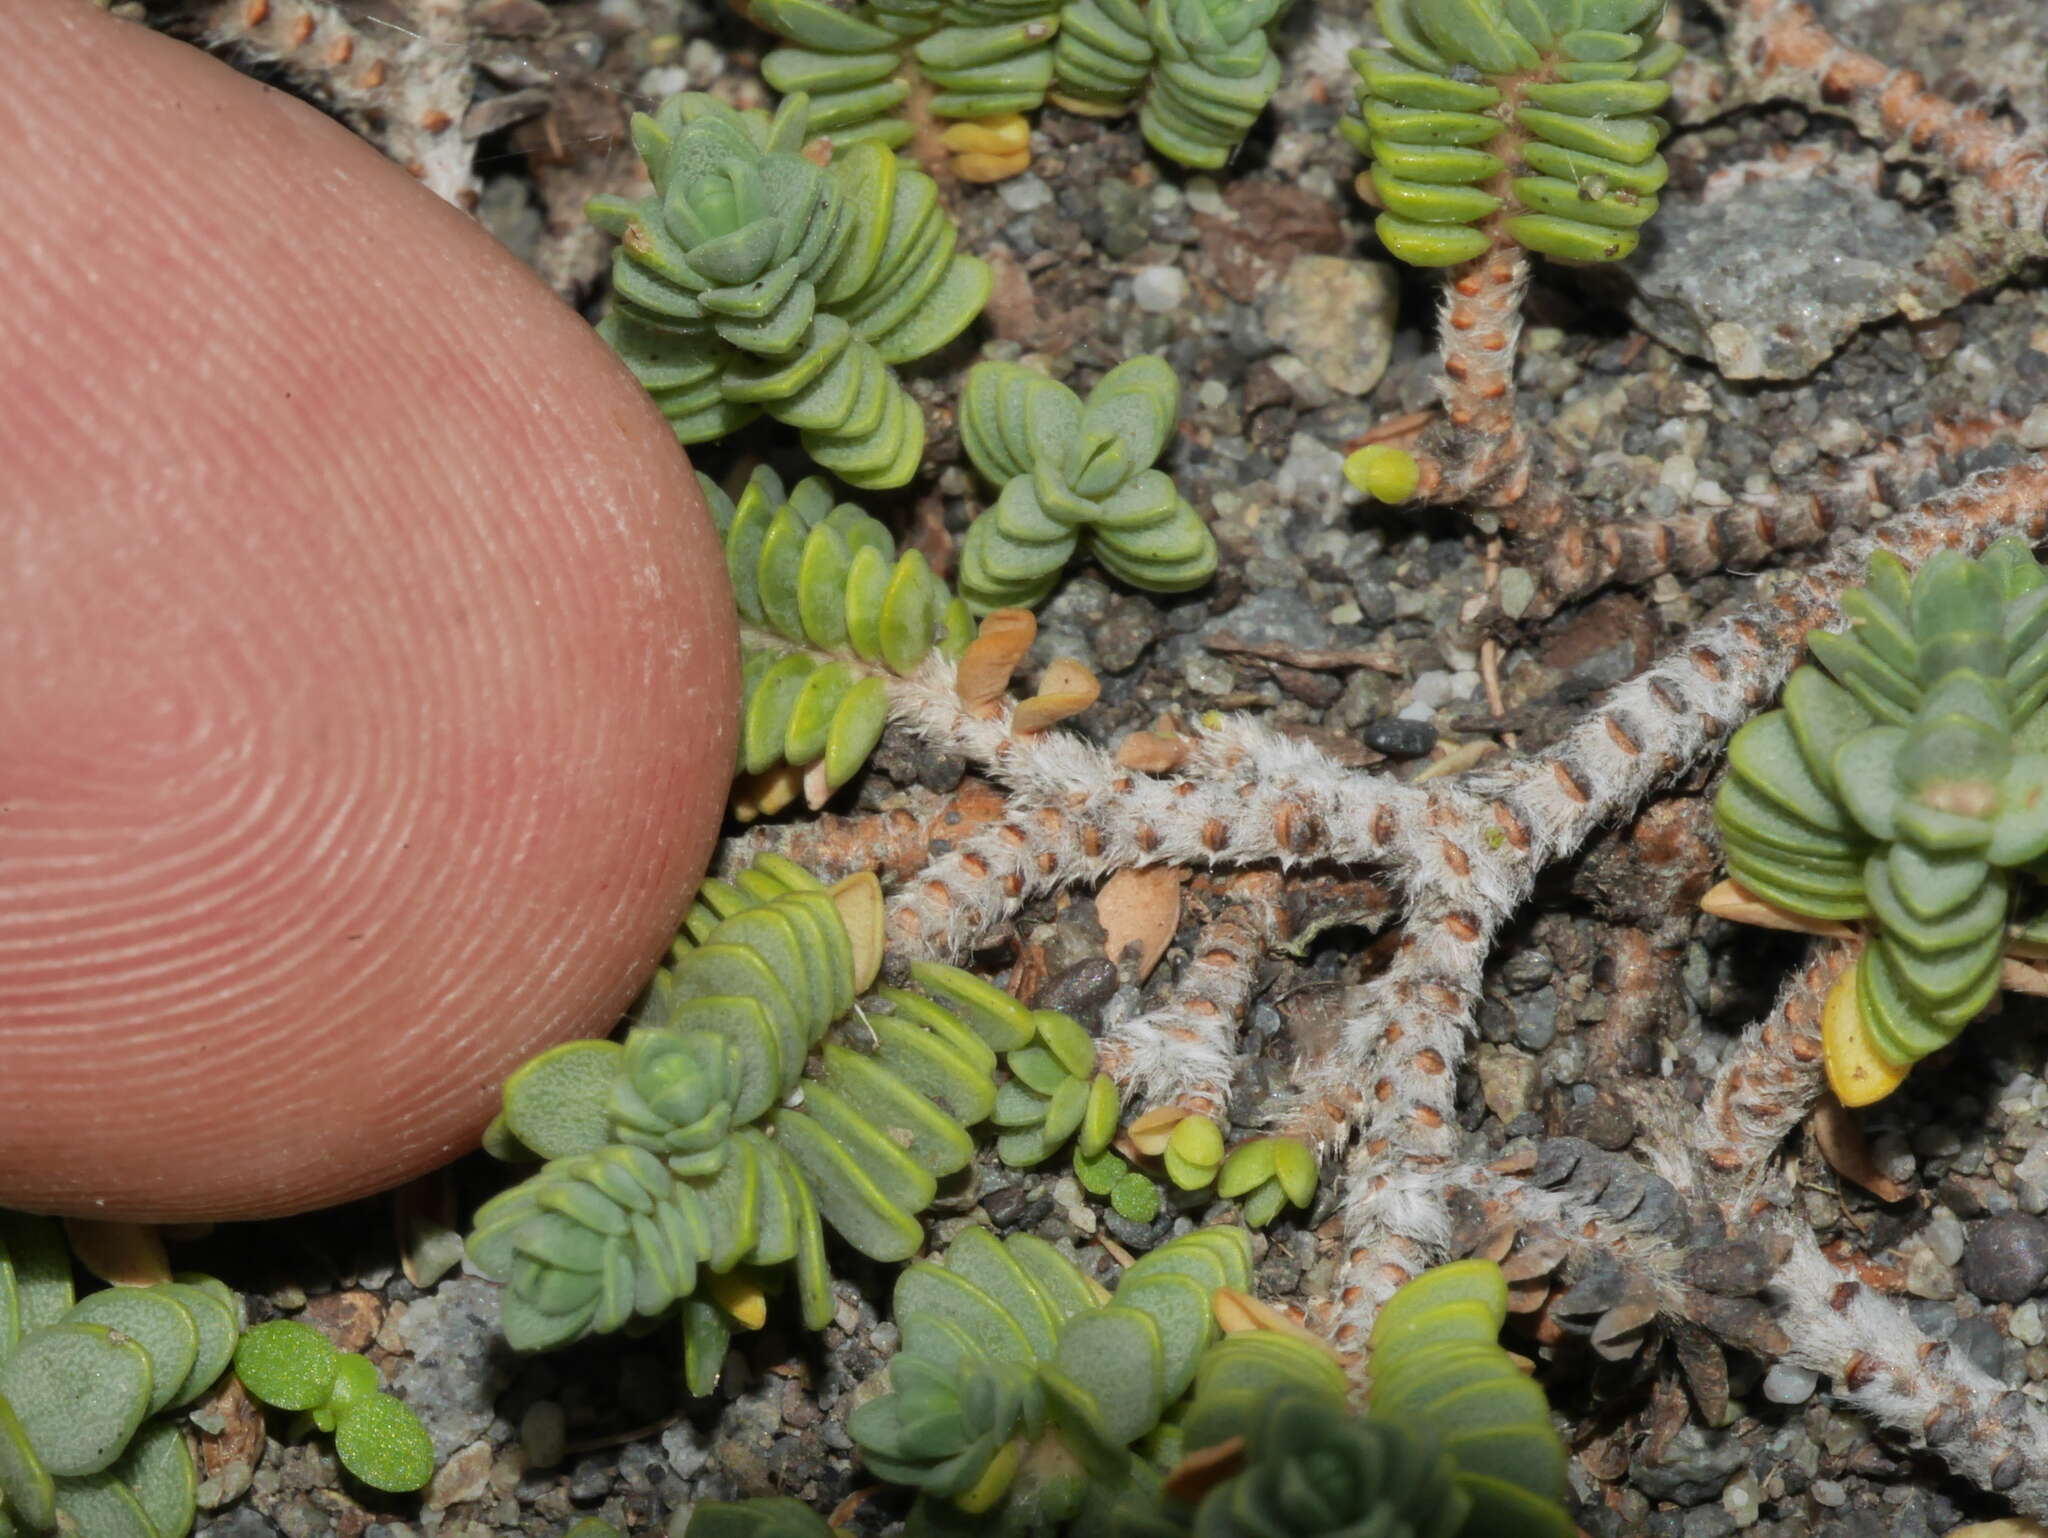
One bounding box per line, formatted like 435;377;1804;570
1364;716;1437;758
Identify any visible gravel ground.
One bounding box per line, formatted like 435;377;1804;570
133;0;2048;1533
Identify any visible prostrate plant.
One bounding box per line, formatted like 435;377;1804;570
0;1213;238;1538
467;857;1117;1391
957;357;1215;612
829;1247;1569;1536
707;466;972;817
231;1322;435;1494
739;0;1287;182
1336;0;1677;508
1341;0;1677;267
1711;539;2048;1105
590;92;989;489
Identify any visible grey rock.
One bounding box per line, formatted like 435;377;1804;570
1038;957;1121;1027
1510;984;1558;1053
1948;1313;2006;1379
568;1455;613;1504
1963;1214;2048;1301
197;1510;283;1538
1631;1422;1749;1503
390;1279;504;1458
1260;255;1399;397
1616;177;1937;380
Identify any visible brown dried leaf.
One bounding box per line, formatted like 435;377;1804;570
1590;1300;1659;1359
1126;1105;1189;1156
1097;865;1183;982
1505;1279;1552;1316
1012;658;1102;734
1668;1318;1730;1426
1499;1235;1570;1283
1162;1437;1247;1505
1115;729;1189;773
2002;956;2048;996
63;1219;170;1287
1212;1288;1339;1356
192;1374;265;1509
1700;879;1856;938
1811;1094;1912;1202
957;609;1036;713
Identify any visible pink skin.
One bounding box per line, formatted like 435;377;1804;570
0;5;739;1220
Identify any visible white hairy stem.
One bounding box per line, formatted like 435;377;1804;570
1097;874;1282;1119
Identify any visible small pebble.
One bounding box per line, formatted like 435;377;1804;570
2013;1301;2045;1346
1963;1214;2048;1302
1761;1364;1817;1404
1363;717;1438;758
998;173;1052;213
1132;265;1188;313
1811;1479;1846;1508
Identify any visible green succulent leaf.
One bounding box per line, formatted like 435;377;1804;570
0;1323;151;1479
233;1321;340;1414
332;1392;436;1494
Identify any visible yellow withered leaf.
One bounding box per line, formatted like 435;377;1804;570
831;872;887;993
63;1218;171;1287
1822;959;1908;1109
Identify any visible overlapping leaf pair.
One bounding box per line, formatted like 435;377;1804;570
591;92;988;488
467;857;1112;1390
708;466;972;807
958;358;1215;612
231;1322;434;1494
1715;540;2048;1102
1341;0;1679;266
0;1213;236;1538
847;1225;1265;1532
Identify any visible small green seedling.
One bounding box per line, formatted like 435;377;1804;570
1214;1136;1319;1227
1342;0;1679;266
232;1321;434;1494
957;356;1215;611
590;92;989;489
993;1009;1118;1168
1073;1147;1162;1224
